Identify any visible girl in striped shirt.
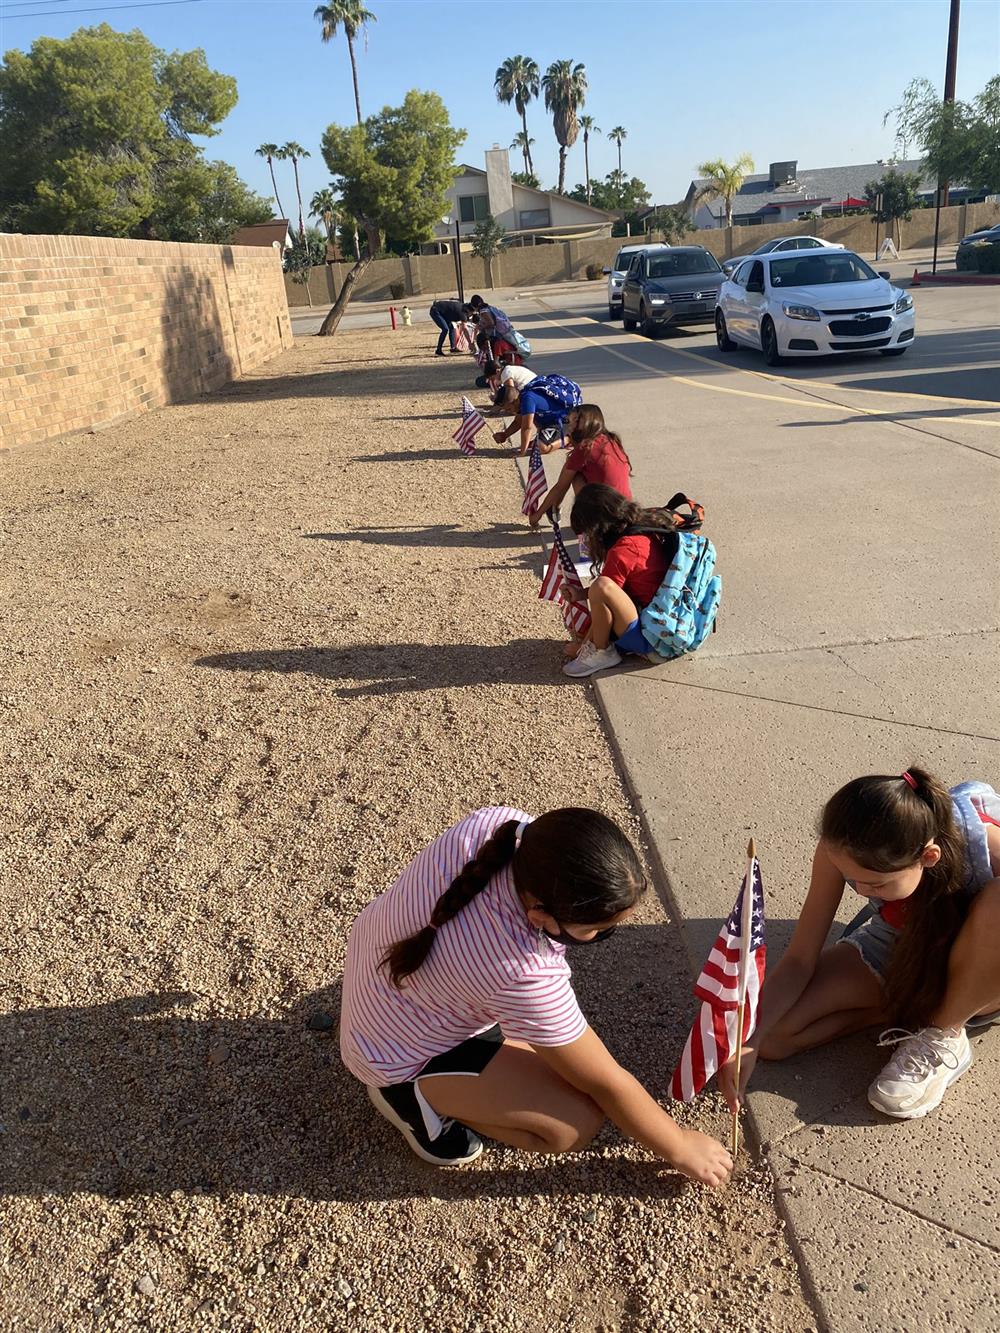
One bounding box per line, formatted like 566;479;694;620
341;805;733;1186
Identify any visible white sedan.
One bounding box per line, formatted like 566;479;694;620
715;249;915;364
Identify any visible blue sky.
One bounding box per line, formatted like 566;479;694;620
2;0;998;223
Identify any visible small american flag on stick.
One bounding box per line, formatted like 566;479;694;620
670;843;766;1153
453;396;486;456
539;521;592;638
521;443;548;516
454;322;473;352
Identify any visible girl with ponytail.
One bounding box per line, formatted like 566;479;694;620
527;406;633;528
341;806;733;1185
719;768;1000;1121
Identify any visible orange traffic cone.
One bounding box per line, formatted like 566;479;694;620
911;268;921;287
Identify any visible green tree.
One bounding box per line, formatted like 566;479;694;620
319;89;465;335
279;140;310;239
511;129;535;176
310;185;340;240
693;154;755;227
653;205;696;243
579;115;600;204
0;24;260;239
153;158;271;242
886;75;1000;195
470;214;507;288
864;168;923;247
255;143;285;218
570;171;649;217
494;56;540;176
511;170;540;189
542;60;587;194
607;125;627;202
314;2;376;126
283;225;327;305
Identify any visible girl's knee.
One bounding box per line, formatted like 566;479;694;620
543;1102;605;1154
758;1030;795;1062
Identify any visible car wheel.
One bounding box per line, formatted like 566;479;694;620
640;303;657;338
716;311;736;351
880;347;909;357
761;318;782;365
623;307;637;332
607;304;620;321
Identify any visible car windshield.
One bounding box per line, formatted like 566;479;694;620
647;251;720;278
614;252;637;271
753;240;779;254
770;252;878;286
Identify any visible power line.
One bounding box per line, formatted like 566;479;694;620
1;0;202;18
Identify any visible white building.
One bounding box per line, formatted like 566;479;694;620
426;147;614;252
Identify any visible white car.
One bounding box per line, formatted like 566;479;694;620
720;234;843;277
603;243;671;319
715;249;915;364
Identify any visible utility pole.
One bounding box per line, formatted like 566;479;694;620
932;0;961;274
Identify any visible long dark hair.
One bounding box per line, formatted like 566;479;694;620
570;484;679;567
820;766;965;1023
569;405;632;474
382;808;647;987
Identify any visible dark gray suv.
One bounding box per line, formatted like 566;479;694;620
621;246;724;336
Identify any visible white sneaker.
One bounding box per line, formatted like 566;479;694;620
868;1025;972;1119
562;641;622;678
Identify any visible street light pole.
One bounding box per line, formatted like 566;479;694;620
932;0;961;274
454;218;465;305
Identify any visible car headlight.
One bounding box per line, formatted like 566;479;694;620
650;297;668;305
782;303;821;321
895;293;913;313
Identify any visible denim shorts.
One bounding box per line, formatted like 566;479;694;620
840;912;899;979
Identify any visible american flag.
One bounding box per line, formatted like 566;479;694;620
521;443;548;516
671;855;767;1103
539;521;591;637
475;344;489;368
453;396;486;456
454;322;473;352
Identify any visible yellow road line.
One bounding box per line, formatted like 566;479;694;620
540;311;1000;430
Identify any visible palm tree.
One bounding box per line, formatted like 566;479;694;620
314;2;377;126
579;115;600;205
542;60;588;195
279;142;311;240
510;130;535;175
254;144;285;219
310;186;340;242
608;126;627;205
694;154;755;227
494;57;540;177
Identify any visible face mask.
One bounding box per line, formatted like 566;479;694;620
543;924;618;948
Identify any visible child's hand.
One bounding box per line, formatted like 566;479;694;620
493;431;507;444
669;1128;734;1188
528;508;542;530
716;1046;757;1114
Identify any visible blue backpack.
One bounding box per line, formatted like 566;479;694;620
637;528;721;660
522;374;583;428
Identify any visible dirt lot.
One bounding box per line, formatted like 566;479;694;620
1;329;817;1332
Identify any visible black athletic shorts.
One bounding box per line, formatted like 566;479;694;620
406;1024;504;1083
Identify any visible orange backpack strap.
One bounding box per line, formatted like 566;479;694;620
663;492;705;531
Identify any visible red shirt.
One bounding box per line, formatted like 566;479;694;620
567;435;633;499
601;534;670;607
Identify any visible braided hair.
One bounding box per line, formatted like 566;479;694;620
820;766;965;1023
382;808;647;987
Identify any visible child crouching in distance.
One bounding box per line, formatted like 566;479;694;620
341;805;733;1185
529;406;633;528
482;359;538;414
561;484;676;678
719;768;1000;1120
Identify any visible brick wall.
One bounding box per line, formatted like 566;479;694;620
1;234;292;451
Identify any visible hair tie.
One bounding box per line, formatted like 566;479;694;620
514;819;530;850
901;771;918;791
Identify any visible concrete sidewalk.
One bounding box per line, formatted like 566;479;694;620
513;297;1000;1332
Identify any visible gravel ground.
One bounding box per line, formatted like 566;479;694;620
1;329;817;1333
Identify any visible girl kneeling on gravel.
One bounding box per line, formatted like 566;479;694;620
528;406;633;529
718;768;1000;1121
340;805;733;1185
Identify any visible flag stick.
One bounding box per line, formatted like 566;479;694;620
730;836;756;1157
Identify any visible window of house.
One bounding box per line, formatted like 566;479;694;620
519;208;551;229
458;194;490;223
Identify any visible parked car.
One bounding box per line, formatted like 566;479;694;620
603;243;671;319
621;247;724;335
715;249;915;364
956;223;1000;269
720;235;844;277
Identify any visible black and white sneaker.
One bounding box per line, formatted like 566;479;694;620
367;1084;483;1166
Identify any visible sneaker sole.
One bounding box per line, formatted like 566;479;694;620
867;1045;973;1120
366;1086;483;1166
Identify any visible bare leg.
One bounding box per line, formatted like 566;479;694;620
931;878;1000;1029
759;942;886;1060
587;575;640;650
418;1040;604;1153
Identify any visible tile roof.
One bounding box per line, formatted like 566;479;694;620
688;160;939;215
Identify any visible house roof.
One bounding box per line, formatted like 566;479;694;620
450;164;615;220
232;219;293;248
686;160;938;217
